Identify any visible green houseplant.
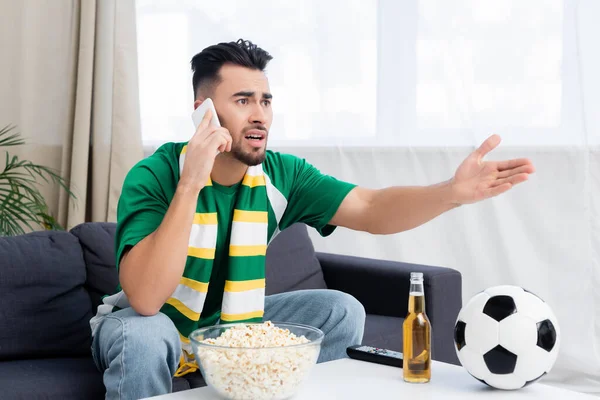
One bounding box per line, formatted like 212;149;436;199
0;125;75;236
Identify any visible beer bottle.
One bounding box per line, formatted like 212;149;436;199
403;272;432;383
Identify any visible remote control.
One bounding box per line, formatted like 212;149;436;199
346;345;403;368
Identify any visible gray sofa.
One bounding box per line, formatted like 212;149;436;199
0;222;462;399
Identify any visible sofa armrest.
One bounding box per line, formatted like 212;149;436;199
317;252;462;364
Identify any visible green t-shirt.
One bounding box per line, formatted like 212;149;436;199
114;142;356;326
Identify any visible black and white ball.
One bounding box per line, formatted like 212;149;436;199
453;285;560;390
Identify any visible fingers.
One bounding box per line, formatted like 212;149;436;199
496;158;535;172
187;126;232;156
198;109;213;132
219;130;233;152
485;182;512;198
490;173;529;188
191;123;228;145
497;164;535;178
206;129;232;153
191;108;214;139
475;134;501;159
216;129;232;152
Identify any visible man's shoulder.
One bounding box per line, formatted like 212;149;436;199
262;151;311;197
263;150;304;172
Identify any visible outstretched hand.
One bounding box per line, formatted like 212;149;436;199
450;135;535;205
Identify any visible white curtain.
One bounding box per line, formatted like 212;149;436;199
136;0;600;395
58;0;144;227
0;0;143;229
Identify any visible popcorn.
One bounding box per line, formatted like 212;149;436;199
194;321;320;400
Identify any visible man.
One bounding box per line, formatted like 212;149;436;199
90;39;534;399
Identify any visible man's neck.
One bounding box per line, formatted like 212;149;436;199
211;153;248;186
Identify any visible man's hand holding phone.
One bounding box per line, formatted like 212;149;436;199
178;108;232;193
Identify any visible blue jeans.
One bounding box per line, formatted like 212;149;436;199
92;289;366;399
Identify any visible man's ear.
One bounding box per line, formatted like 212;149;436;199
193;98;206;110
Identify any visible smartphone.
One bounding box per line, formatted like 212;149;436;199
191;98;221;130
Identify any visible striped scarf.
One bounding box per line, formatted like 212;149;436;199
171;145;268;376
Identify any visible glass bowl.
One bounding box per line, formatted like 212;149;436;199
189;322;323;400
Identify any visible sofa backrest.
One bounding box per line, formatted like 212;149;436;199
265;223;327;295
70;223;118;314
69;222;328;308
0;231;93;360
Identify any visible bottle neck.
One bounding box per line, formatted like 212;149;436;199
410;280;424;296
408;280;425;313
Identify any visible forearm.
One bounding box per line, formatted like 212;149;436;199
120;184;200;315
366;180;460;234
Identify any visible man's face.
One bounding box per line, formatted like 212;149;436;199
195;64;273;166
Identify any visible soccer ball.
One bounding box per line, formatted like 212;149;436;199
453;285;560;390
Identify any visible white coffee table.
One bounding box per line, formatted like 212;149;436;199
146;358;595;399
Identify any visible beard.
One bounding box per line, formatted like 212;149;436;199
229;138;267;166
227;125;269;166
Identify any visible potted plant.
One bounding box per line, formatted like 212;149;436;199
0;125;75;236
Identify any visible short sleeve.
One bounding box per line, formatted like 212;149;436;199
278;156;356;237
115;153;176;270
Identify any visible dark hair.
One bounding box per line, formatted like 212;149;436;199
190;39;273;98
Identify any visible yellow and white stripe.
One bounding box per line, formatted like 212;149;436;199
232;210;267;223
230;221;268;247
188;213;217;259
242;174;266;188
220;310;264;321
264;172;287;243
224;278;265;292
241;165;266;187
221;279;266;319
230;210;268;256
166;277;209;321
179;145;188;176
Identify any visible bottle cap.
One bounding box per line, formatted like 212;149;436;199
410;272;423;280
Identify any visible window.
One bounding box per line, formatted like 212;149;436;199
417;0;563;131
136;0;377;148
137;1;593;147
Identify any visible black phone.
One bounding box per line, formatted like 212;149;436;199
346;345;403;368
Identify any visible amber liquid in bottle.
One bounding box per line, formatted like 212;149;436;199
403;272;431;383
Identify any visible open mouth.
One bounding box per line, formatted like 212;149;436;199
244;129;266;146
245;135;264;140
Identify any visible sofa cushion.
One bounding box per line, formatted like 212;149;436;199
182;370;207;389
362;314;404;353
0;231;93;360
265;223;327;295
0;358;105;399
70;223;119;313
173;376;192;392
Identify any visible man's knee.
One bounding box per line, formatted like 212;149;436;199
324;290;366;328
98;308;181;362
